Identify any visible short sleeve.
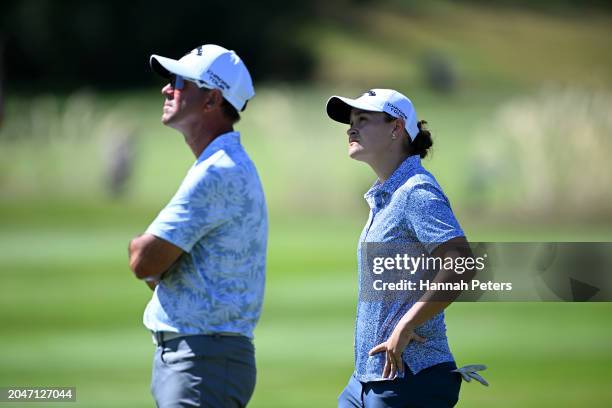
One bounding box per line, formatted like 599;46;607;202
146;166;232;252
406;183;464;254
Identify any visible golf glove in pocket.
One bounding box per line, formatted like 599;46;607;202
452;364;489;386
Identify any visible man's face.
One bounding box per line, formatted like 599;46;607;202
347;109;395;162
160;76;207;129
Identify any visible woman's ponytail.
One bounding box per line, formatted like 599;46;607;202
405;120;433;158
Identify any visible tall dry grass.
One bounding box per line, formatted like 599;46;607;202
0;91;136;199
471;87;612;220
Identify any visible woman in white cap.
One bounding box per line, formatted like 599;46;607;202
326;89;473;407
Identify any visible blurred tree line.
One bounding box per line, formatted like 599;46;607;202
0;0;323;91
1;0;609;92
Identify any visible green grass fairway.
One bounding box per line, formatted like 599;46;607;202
1;203;611;407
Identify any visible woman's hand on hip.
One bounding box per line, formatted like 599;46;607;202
368;325;426;379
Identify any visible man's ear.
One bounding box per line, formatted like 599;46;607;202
204;89;223;110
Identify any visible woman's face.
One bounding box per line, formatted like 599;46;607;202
347;109;395;162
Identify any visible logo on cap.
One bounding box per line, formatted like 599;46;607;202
207;70;230;90
366;90;376;96
184;46;204;57
385;102;407;120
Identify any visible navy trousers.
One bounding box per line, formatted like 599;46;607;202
151;335;256;408
338;362;461;408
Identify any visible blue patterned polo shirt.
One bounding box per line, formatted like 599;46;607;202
143;131;267;339
354;154;464;382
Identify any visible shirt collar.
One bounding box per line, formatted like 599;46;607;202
196;131;240;164
364;155;421;205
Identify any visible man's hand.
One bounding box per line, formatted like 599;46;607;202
128;233;184;283
368;323;426;379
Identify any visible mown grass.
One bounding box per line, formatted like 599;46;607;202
1;203;612;407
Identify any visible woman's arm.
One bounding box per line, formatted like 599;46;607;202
396;236;475;327
369;236;476;379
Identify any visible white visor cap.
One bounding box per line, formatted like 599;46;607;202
326;89;419;140
150;44;255;112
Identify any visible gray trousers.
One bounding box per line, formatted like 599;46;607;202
151;335;256;408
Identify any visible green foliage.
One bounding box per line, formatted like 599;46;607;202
301;2;612;91
0;0;317;89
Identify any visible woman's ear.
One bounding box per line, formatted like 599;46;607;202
394;117;406;134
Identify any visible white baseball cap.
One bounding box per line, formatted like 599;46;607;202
150;44;255;112
326;89;419;140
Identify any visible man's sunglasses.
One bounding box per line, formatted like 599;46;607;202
170;75;213;91
170;75;185;90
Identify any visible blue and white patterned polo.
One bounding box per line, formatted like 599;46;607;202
143;131;267;339
355;154;465;382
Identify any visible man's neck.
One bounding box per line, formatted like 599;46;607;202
182;122;234;158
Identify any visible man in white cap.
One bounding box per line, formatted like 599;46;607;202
128;44;267;408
